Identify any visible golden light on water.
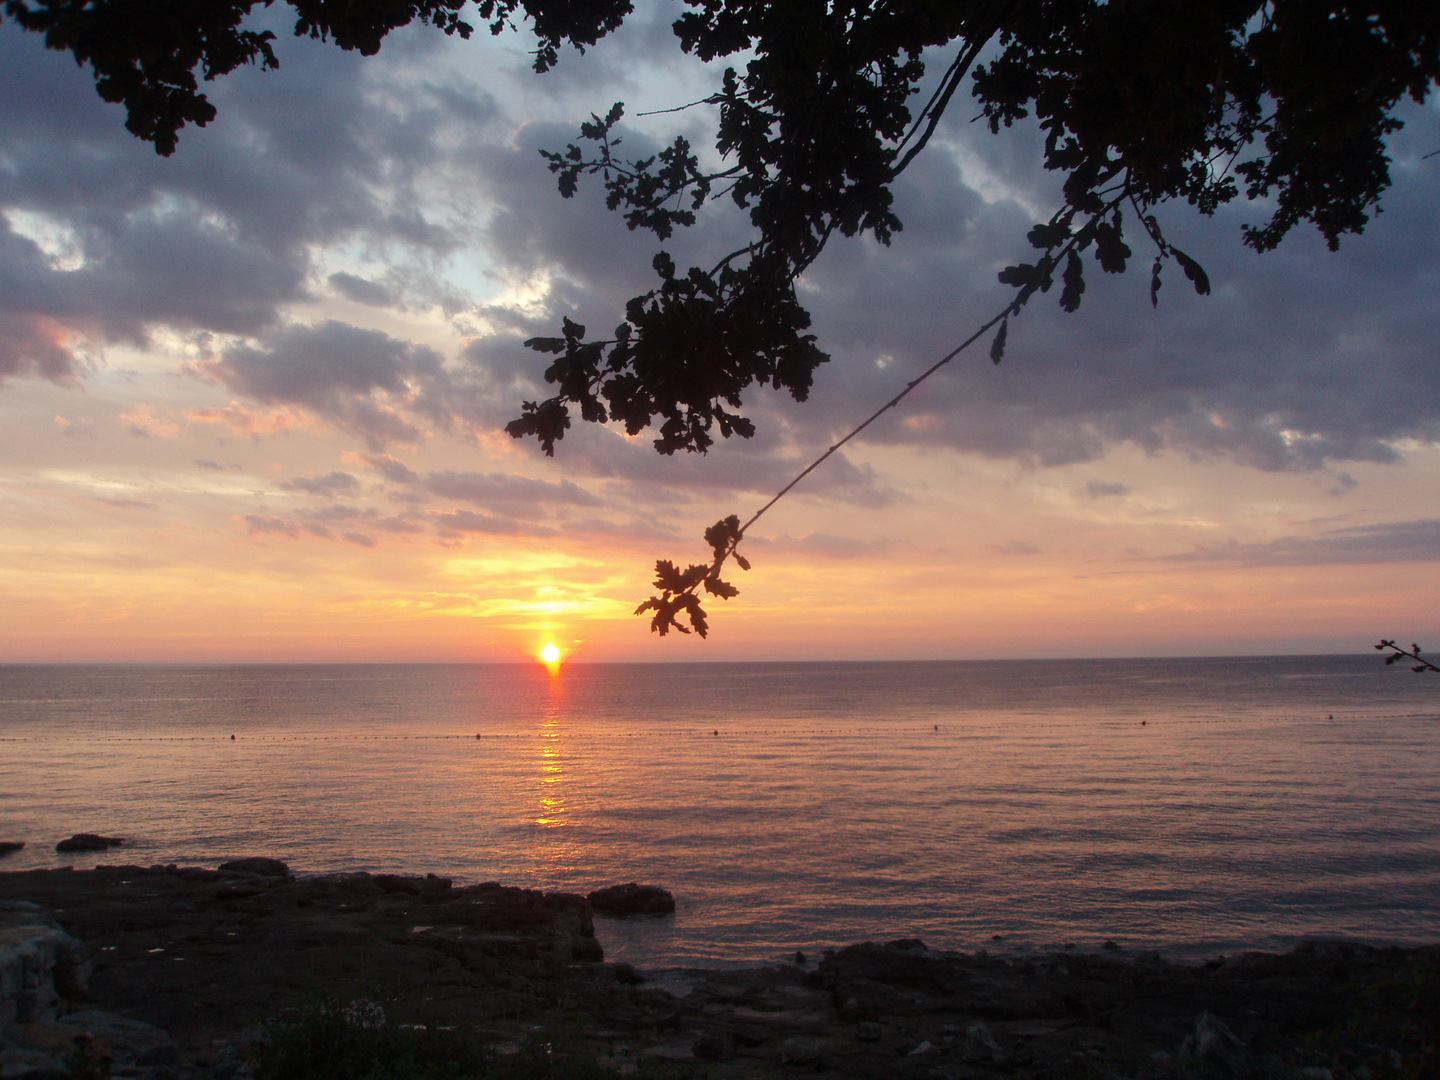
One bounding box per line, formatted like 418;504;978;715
540;643;561;664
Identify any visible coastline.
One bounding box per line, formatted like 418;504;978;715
3;863;1436;1080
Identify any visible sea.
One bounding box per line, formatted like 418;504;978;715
2;656;1437;969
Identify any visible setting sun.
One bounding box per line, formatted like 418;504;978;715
540;643;561;664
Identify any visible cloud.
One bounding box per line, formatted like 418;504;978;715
357;453;420;484
1087;481;1130;498
204;320;449;448
118;406;179;438
329;272;394;307
185;401;325;438
994;540;1042;556
423;469;604;514
430;509;555;536
0;312;79;384
1156;519;1440;567
279;471;361;497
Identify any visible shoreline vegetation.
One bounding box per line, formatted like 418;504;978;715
2;863;1436;1080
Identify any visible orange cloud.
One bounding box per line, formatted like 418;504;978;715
185;401;326;438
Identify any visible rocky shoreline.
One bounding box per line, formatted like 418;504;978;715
2;862;1435;1080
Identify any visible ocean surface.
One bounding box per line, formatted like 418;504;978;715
2;657;1438;969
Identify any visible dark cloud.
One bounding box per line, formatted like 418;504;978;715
360;453;421;485
195;459;224;470
430;509;554;536
423;469;604;513
279;471;361;497
1156;519;1440;567
0;311;78;384
206;320;449;448
0;17;498;386
1087;481;1130;498
328;272;394;307
994;540;1042;556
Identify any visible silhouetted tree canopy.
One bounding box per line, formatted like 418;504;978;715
8;0;1439;635
9;1;1438;454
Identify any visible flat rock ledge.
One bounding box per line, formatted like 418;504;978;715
3;865;1436;1080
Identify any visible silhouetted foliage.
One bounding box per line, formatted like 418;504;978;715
1376;640;1440;675
10;1;1438;636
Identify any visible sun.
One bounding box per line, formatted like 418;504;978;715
540;643;561;665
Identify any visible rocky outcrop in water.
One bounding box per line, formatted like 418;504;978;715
54;835;123;853
588;882;676;916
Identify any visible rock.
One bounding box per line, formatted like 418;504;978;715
217;857;289;877
54;835;122;853
570;935;604;962
1178;1011;1249;1078
692;1034;726;1059
372;873;450;895
908;1040;936;1056
586;883;675;917
962;1023;1000;1063
0;844;23;859
0;1047;70;1080
0;902;91;1025
780;1036;820;1064
611;963;646;985
45;1009;175;1071
856;1021;882;1042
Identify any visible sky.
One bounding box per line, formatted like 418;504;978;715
1;5;1437;663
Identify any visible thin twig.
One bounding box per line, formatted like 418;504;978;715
734;303;1012;540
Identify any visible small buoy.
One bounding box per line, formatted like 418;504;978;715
476;733;481;739
230;734;235;740
713;729;718;736
1141;720;1147;726
933;724;938;731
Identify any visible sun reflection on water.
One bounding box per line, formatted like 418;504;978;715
533;671;567;829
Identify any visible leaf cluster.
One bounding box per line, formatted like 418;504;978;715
1375;640;1440;675
634;514;748;637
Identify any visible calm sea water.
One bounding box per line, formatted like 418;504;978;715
1;657;1437;968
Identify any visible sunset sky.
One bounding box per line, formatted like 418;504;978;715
2;5;1437;663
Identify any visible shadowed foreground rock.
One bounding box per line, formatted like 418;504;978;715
2;864;1436;1080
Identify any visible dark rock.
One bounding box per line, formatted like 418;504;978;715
692;1033;726;1059
570;935;604;962
55;834;123;852
611;962;646;985
1178;1011;1249;1078
780;1036;820;1064
856;1021;883;1042
0;842;23;858
217;857;289;877
1101;940;1121;951
962;1023;1001;1063
587;882;675;917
